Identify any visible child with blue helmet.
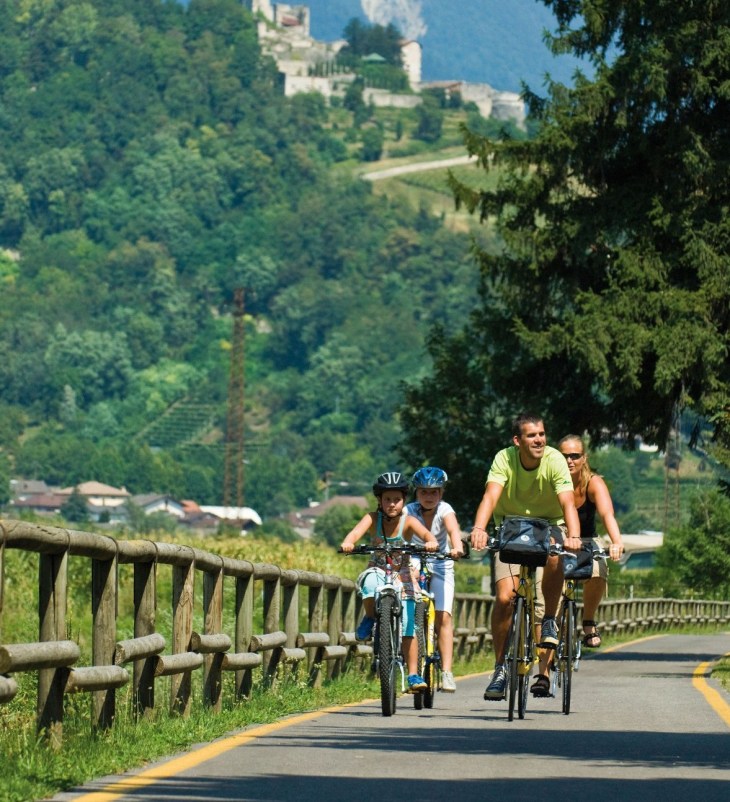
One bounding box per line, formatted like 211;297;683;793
406;466;464;693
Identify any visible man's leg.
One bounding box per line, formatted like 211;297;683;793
484;558;518;700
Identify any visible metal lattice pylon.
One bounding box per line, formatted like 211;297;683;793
663;406;682;534
224;288;245;508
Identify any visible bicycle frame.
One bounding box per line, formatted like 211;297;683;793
505;563;539;721
414;555;442;710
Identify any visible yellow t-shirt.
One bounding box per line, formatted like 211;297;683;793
487;445;573;524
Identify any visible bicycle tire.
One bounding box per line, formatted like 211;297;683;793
562;601;575;715
506;596;524;721
378;594;398;717
517;601;530;720
424;599;437;708
413;600;427;711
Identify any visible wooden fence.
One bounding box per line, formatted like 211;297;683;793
1;519;728;747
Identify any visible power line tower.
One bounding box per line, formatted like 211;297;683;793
224;288;245;508
663;406;682;534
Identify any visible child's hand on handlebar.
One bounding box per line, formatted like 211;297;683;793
340;541;354;553
425;540;439;552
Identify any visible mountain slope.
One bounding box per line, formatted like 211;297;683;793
303;0;588;93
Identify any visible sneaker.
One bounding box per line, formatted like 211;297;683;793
407;674;427;692
441;670;456;693
540;617;559;648
355;616;375;641
483;664;507;700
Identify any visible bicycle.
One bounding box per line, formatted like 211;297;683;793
550;544;608;714
487;536;541;721
413;552;446;710
339;542;429;717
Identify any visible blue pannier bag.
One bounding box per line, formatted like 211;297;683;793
563;543;594;581
497;517;553;568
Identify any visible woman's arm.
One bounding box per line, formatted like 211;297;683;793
340;512;375;552
588;475;624;561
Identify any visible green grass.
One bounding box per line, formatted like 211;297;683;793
713;654;730;692
0;671;381;802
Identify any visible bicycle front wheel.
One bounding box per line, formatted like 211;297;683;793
561;601;575;715
506;596;526;721
517;601;531;720
413;600;426;711
378;594;398;717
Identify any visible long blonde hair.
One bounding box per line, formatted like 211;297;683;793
558;433;593;494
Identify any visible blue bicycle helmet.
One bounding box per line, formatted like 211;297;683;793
372;471;409;496
411;466;448;488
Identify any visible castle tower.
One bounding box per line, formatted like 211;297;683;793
247;1;274;22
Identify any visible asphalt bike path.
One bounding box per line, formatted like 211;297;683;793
56;633;730;802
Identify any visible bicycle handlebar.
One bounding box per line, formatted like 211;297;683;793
550;544;609;560
338;543;439;556
485;537;608;561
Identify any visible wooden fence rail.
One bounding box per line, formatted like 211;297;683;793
1;519;728;747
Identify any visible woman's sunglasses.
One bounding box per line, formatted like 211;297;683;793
562;453;583;461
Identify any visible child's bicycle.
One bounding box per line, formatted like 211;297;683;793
550;544;609;714
413;552;446;710
339;542;430;717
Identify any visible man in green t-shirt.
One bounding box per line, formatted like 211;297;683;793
470;412;581;701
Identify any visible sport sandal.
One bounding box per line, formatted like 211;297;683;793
582;620;602;648
530;674;551;697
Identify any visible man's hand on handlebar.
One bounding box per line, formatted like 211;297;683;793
470;526;488;551
562;536;582;552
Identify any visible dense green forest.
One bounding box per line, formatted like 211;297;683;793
1;0;727;549
0;0;487;517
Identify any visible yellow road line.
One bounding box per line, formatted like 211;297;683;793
71;699;375;802
693;657;730;728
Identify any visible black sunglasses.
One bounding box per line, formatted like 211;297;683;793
562;452;584;460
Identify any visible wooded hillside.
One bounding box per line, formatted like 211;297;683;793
0;0;480;517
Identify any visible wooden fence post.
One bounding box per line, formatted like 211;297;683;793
203;561;224;712
91;553;118;730
308;584;323;688
171;560;195;716
133;558;157;717
235;572;254;699
262;575;281;684
326;584;341;679
37;549;68;748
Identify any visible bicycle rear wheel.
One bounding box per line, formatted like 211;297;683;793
413;601;427;710
378;594;398;717
506;596;525;721
561;601;575;715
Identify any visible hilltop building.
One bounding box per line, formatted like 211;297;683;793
245;1;524;123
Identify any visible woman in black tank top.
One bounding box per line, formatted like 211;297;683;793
558;435;625;648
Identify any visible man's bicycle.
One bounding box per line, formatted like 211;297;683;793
413;552;446;710
550;544;608;714
486;542;540;720
487;518;559;721
340;543;429;717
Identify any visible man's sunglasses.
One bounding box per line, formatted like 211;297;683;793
562;453;583;461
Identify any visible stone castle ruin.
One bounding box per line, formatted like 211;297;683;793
245;1;525;124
